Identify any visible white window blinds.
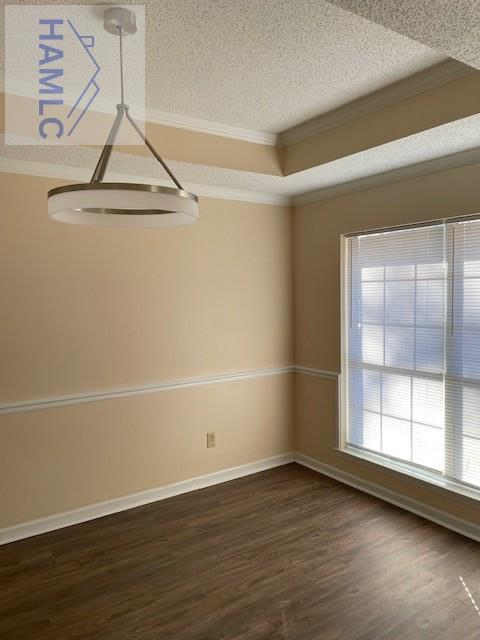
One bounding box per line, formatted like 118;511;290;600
344;219;480;492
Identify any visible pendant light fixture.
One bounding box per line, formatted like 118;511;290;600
47;7;199;228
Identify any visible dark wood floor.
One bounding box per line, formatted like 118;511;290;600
1;464;480;639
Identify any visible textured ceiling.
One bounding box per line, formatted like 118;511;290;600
4;114;480;199
328;0;480;70
0;0;444;132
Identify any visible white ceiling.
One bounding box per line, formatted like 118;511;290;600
4;113;480;201
0;0;444;133
329;0;480;71
140;0;444;132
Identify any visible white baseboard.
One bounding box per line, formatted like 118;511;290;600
0;452;295;545
296;453;480;543
3;451;478;546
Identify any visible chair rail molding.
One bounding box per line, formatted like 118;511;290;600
0;366;295;415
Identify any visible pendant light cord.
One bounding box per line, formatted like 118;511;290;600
118;26;125;105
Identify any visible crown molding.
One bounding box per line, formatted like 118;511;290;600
0;158;290;207
4;82;277;147
144;107;278;146
4;59;474;149
292;146;480;206
4;145;480;210
278;59;475;148
4;145;480;209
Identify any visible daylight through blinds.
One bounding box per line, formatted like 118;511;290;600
344;219;480;490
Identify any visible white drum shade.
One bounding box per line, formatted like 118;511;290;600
47;183;199;228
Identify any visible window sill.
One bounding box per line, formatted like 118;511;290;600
338;445;480;505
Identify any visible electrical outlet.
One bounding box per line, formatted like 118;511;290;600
206;432;216;448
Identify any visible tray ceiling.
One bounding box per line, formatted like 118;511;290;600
4;113;480;202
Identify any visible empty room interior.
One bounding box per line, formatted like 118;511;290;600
3;1;480;638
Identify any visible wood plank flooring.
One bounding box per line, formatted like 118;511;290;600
1;463;480;639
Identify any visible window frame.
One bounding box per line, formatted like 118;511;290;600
339;218;480;504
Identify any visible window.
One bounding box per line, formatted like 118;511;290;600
342;219;480;494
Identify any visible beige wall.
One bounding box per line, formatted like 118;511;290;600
1;174;293;400
2;374;293;527
0;173;294;527
293;163;480;526
4;160;480;531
